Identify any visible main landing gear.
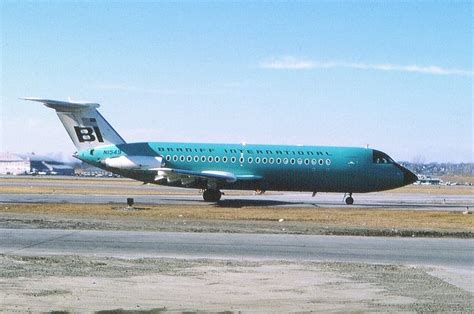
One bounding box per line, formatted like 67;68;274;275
344;193;354;205
203;189;222;202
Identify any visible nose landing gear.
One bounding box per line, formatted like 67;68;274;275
203;189;222;202
344;193;354;205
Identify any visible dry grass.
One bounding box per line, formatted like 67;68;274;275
440;175;474;185
1;203;472;232
391;185;473;195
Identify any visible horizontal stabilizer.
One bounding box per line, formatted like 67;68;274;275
21;98;100;112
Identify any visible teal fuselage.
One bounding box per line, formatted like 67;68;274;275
77;142;410;193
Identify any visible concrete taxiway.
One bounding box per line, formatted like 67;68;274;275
2;228;472;267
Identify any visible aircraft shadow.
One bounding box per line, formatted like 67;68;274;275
156;197;303;207
215;199;307;208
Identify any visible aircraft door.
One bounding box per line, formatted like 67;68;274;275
345;156;361;186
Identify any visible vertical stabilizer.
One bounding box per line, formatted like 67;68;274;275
22;98;126;150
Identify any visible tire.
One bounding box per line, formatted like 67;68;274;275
203;189;222;202
345;196;354;205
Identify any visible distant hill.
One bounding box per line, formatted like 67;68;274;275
400;162;473;176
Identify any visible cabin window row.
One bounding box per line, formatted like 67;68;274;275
164;155;331;166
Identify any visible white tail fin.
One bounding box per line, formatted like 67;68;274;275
23;98;126;150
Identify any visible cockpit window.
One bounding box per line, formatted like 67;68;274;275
373;150;394;164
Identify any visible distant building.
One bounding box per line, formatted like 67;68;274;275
415;175;442;185
30;160;75;176
0;153;30;175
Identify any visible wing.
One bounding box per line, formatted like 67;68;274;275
152;168;262;187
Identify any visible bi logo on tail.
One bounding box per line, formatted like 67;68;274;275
74;117;104;143
74;126;104;143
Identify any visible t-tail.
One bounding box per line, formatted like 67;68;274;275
22;98;126;150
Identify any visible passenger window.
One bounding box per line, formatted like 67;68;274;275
255;157;261;164
194;156;199;162
269;158;274;164
297;158;303;165
201;156;206;162
173;156;178;161
276;158;282;164
239;157;244;163
215;156;220;162
290;158;295;165
222;156;228;163
208;156;213;162
166;155;171;161
326;159;331;166
262;158;267;164
311;159;317;165
248;157;253;163
318;159;324;165
283;158;289;164
304;159;310;165
180;156;185;161
231;157;236;163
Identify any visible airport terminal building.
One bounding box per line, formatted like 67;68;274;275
0;152;75;175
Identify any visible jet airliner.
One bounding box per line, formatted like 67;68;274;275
24;98;418;204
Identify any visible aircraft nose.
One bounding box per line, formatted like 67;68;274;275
401;167;418;185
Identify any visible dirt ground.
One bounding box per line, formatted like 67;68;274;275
1;255;472;313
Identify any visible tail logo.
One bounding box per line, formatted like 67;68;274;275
74;126;104;143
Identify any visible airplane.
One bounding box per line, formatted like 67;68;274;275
23;98;418;204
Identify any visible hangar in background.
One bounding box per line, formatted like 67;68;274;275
0;152;30;175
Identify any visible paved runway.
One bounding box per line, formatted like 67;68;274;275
1;192;472;211
2;228;473;268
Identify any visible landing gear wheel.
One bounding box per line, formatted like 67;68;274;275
345;196;354;205
203;189;222;202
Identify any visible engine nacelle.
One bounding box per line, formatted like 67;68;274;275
103;155;163;170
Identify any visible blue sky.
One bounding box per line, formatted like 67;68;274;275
1;1;472;162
